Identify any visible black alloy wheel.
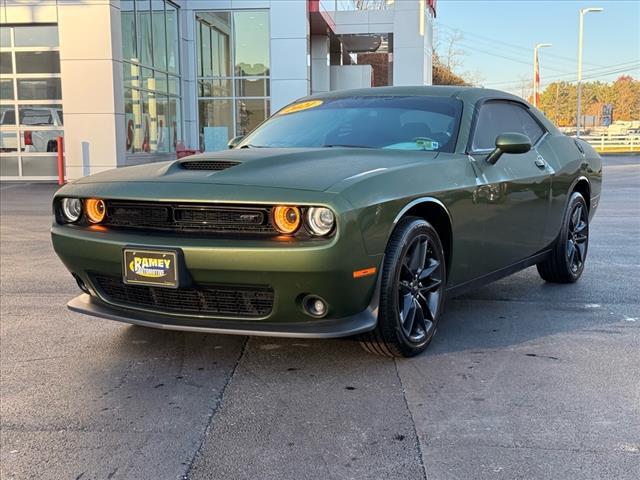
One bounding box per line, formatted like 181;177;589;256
397;234;443;343
360;217;446;357
537;192;590;283
567;202;589;274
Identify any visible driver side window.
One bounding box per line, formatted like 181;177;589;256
472;101;544;151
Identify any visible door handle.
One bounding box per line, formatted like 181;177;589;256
534;157;546;169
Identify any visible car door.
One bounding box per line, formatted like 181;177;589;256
467;100;552;275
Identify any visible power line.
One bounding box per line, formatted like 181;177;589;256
435;22;611;71
432;20;637;89
455;42;571;73
480;65;639;92
435;21;603;68
575;64;639;81
482;61;639;87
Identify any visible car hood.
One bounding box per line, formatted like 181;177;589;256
74;148;439;192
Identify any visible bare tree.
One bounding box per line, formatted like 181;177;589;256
432;24;484;86
444;30;464;72
517;74;533;101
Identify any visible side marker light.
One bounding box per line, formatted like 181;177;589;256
353;267;377;279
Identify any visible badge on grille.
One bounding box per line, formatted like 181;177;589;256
239;213;262;223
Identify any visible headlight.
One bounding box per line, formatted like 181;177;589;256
85;198;106;224
306;207;335;236
272;206;301;234
61;198;82;223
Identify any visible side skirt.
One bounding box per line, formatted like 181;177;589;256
445;250;551;298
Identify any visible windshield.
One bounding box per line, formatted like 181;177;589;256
239;96;462;152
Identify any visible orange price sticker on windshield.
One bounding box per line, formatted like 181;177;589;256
278;100;323;115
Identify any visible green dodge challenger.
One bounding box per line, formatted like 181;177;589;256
51;86;602;357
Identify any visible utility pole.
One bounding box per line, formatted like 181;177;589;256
554;82;560;125
533;43;552;107
576;7;603;137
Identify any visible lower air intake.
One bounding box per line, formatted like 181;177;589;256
92;275;274;319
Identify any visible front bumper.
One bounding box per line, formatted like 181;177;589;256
68;288;379;338
52;207;383;337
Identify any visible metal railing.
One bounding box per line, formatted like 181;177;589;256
580;134;640;153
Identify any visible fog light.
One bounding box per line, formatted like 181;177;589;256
302;295;328;318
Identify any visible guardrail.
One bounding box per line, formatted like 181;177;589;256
580;134;640;153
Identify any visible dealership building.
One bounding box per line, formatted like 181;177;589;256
0;0;436;181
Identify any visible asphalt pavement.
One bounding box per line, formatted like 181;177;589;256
1;155;638;480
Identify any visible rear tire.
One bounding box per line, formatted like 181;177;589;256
360;217;446;358
537;192;589;283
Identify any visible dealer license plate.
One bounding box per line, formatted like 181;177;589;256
123;248;178;288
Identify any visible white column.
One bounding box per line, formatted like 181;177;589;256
269;0;310;111
423;8;433;85
311;35;330;94
392;0;433;86
57;0;125;179
180;4;199;151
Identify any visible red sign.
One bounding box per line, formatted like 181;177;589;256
428;0;437;17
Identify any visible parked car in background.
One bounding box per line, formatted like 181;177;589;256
0;106;63;152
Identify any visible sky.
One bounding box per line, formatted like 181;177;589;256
434;0;640;95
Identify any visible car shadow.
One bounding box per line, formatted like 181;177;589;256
422;268;630;357
109;265;624;363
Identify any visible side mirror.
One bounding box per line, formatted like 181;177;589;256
486;132;531;165
227;135;245;149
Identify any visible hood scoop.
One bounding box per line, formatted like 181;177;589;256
179;160;241;171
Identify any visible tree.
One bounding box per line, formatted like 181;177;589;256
539;82;576;127
431;24;479;86
611;75;640;121
432;53;467;85
538;76;639;126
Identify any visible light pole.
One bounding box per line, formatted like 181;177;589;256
533;43;552;108
576;7;603;137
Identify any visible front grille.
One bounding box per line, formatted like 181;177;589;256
104;201;278;235
92;275;274;318
180;160;240;171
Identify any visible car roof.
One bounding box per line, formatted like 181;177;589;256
304;85;524;104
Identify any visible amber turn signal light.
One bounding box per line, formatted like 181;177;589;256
85;198;106;224
353;267;376;279
272;206;301;234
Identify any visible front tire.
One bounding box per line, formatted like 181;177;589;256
537;192;589;283
360;217;446;357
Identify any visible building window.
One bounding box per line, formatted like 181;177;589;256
196;11;270;151
0;25;62;179
121;0;181;155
